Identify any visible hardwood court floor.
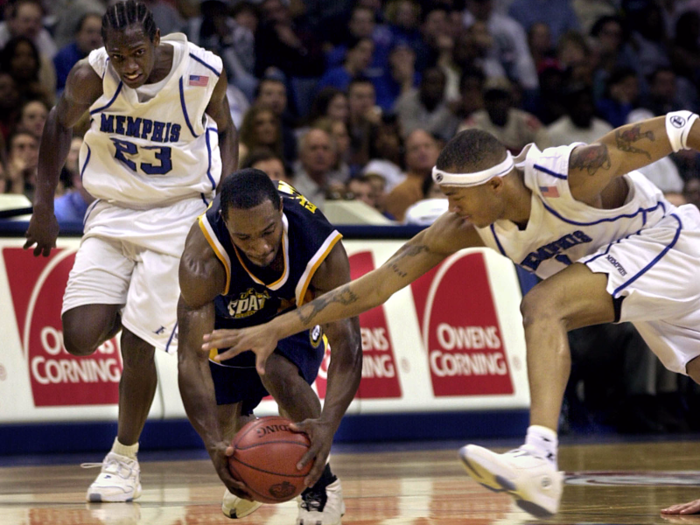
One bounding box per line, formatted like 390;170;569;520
1;440;700;524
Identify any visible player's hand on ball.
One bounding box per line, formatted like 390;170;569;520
203;325;280;375
290;418;334;488
210;441;254;500
23;207;59;257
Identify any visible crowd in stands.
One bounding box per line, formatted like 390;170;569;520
2;0;700;432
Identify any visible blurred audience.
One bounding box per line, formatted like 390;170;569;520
240;147;293;185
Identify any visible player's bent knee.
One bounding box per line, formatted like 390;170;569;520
61;328;98;357
520;287;560;328
687;356;700;385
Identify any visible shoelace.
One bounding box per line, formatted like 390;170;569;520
80;455;135;478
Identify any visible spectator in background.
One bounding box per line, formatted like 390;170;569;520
460;76;552;152
307;87;349;125
403;175;448;225
293;128;340;210
240;147;293;185
17;99;47;138
394;66;460;142
5;129;38;200
325;4;393;79
364;113;405;192
316;36;375;93
547;83;612;146
414;4;450;72
50;0;105;50
642;67;689;117
254;77;298;162
527;22;554;73
238;106;283;163
0;72;20;141
54;136;95;223
669;11;700;88
140;0;184;36
556;31;594;86
374;41;419;111
255;0;325;117
596;66;639;128
0;36;54;107
508;0;580;45
184;0;257;101
626;2;670;79
462;0;539;91
312;117;352;182
346;174;379;209
383;129;440;221
453;21;506;81
589;15;639;98
53;12;102;94
530;63;567;125
457;67;486;122
0;0;56;59
231;1;260;34
386;0;423;50
347;77;381;170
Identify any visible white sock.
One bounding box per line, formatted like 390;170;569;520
112;437;139;459
524;425;558;468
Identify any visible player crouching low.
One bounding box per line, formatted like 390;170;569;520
177;170;362;524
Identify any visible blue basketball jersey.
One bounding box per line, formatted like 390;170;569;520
198;181;343;329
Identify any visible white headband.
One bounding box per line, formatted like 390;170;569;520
432;151;514;187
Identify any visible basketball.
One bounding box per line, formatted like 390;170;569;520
228;416;313;504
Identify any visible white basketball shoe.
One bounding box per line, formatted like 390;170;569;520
221;489;262;519
459;444;563;517
297;478;345;525
83;452;142;502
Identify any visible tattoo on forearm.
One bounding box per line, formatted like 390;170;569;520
615;125;653;159
571;144;612;175
387;244;429;278
297;286;359;325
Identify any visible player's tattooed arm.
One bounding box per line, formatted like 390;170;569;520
386;244;430;278
570;143;612;176
296;285;359;325
614;125;654;159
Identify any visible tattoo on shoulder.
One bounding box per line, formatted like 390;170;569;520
297;285;359;324
614;125;653;159
571;144;611;176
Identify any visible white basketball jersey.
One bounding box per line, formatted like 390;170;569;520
476;143;674;279
79;33;223;208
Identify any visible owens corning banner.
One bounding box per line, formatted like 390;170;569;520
0;238;529;424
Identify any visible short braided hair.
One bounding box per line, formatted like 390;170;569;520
101;1;157;43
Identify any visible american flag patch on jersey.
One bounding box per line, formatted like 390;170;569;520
540;185;560;198
188;75;209;87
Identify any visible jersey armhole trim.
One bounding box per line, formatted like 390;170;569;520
198;215;231;295
295;231;343;307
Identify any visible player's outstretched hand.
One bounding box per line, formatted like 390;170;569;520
290;418;334;488
662;499;700;515
210;440;254;501
23;208;59;257
202;325;280;375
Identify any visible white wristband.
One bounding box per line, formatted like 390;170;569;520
665;111;698;152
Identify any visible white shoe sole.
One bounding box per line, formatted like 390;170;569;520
86;485;142;503
459;445;557;518
222;499;262;519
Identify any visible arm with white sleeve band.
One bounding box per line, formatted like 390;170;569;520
666;111;699;152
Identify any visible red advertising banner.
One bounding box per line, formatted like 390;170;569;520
3;247;122;407
314;251;401;399
410;252;514;397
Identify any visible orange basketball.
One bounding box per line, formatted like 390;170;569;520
228;416;313;504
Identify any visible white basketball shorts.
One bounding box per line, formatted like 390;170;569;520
582;204;700;375
62;197;209;352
